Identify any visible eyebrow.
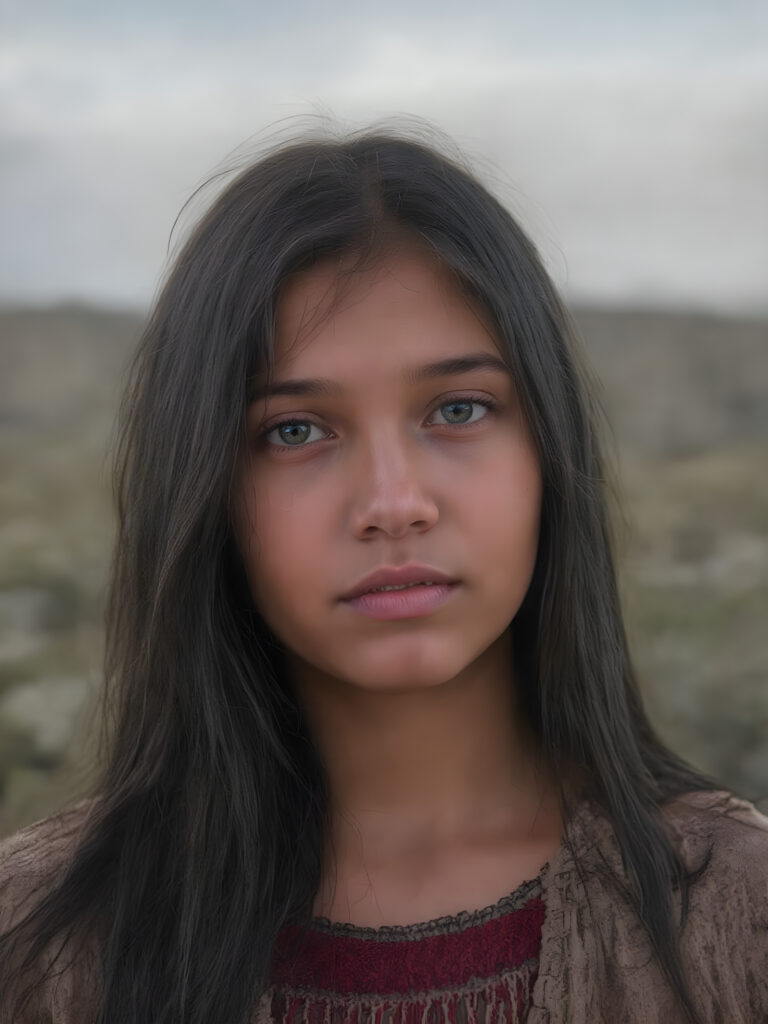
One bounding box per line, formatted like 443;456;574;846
251;354;510;400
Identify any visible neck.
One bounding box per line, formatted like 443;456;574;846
290;630;561;863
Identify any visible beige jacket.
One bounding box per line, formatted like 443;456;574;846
1;789;767;1023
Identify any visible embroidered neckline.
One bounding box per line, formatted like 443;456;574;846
306;870;545;941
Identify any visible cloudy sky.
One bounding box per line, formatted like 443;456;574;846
2;1;767;312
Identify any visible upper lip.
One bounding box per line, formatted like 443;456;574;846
339;564;459;601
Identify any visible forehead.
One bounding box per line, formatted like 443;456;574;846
272;245;500;374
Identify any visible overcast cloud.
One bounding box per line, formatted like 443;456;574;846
2;1;767;312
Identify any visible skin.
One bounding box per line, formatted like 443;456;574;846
233;243;562;926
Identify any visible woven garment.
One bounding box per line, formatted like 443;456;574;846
266;876;544;1024
3;790;768;1021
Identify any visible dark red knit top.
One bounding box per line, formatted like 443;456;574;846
267;875;544;1024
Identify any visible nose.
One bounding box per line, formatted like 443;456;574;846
348;429;439;540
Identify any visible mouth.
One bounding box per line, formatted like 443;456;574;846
340;580;460;621
339;564;459;602
364;580;439;594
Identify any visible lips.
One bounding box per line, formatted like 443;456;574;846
339;564;459;602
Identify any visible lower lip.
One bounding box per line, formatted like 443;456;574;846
341;583;459;620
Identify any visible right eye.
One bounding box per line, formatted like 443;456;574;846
261;419;329;449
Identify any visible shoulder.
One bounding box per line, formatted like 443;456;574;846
661;788;768;885
562;786;768;915
663;790;768;1013
0;800;102;1023
0;798;95;934
553;789;768;1020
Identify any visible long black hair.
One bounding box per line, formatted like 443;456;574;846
0;124;716;1023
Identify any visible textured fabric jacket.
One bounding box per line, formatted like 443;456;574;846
1;789;767;1022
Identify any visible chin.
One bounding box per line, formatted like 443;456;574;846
350;670;455;695
335;646;476;694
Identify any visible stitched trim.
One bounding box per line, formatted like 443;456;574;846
307;873;544;940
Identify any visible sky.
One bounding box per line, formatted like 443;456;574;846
2;1;767;313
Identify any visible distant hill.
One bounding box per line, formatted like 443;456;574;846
572;307;767;454
2;302;765;455
0;304;141;435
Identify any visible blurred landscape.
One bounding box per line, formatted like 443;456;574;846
0;302;766;835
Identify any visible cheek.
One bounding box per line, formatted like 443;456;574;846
233;475;330;625
471;452;542;601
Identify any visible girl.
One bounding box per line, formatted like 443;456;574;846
0;126;766;1024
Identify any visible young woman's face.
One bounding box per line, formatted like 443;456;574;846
234;245;542;694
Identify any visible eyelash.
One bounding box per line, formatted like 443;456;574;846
259;394;499;453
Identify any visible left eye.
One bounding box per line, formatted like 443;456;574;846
262;397;494;450
429;398;492;426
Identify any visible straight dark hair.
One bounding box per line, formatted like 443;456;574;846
1;125;716;1023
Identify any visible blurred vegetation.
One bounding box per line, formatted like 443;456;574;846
0;303;766;835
